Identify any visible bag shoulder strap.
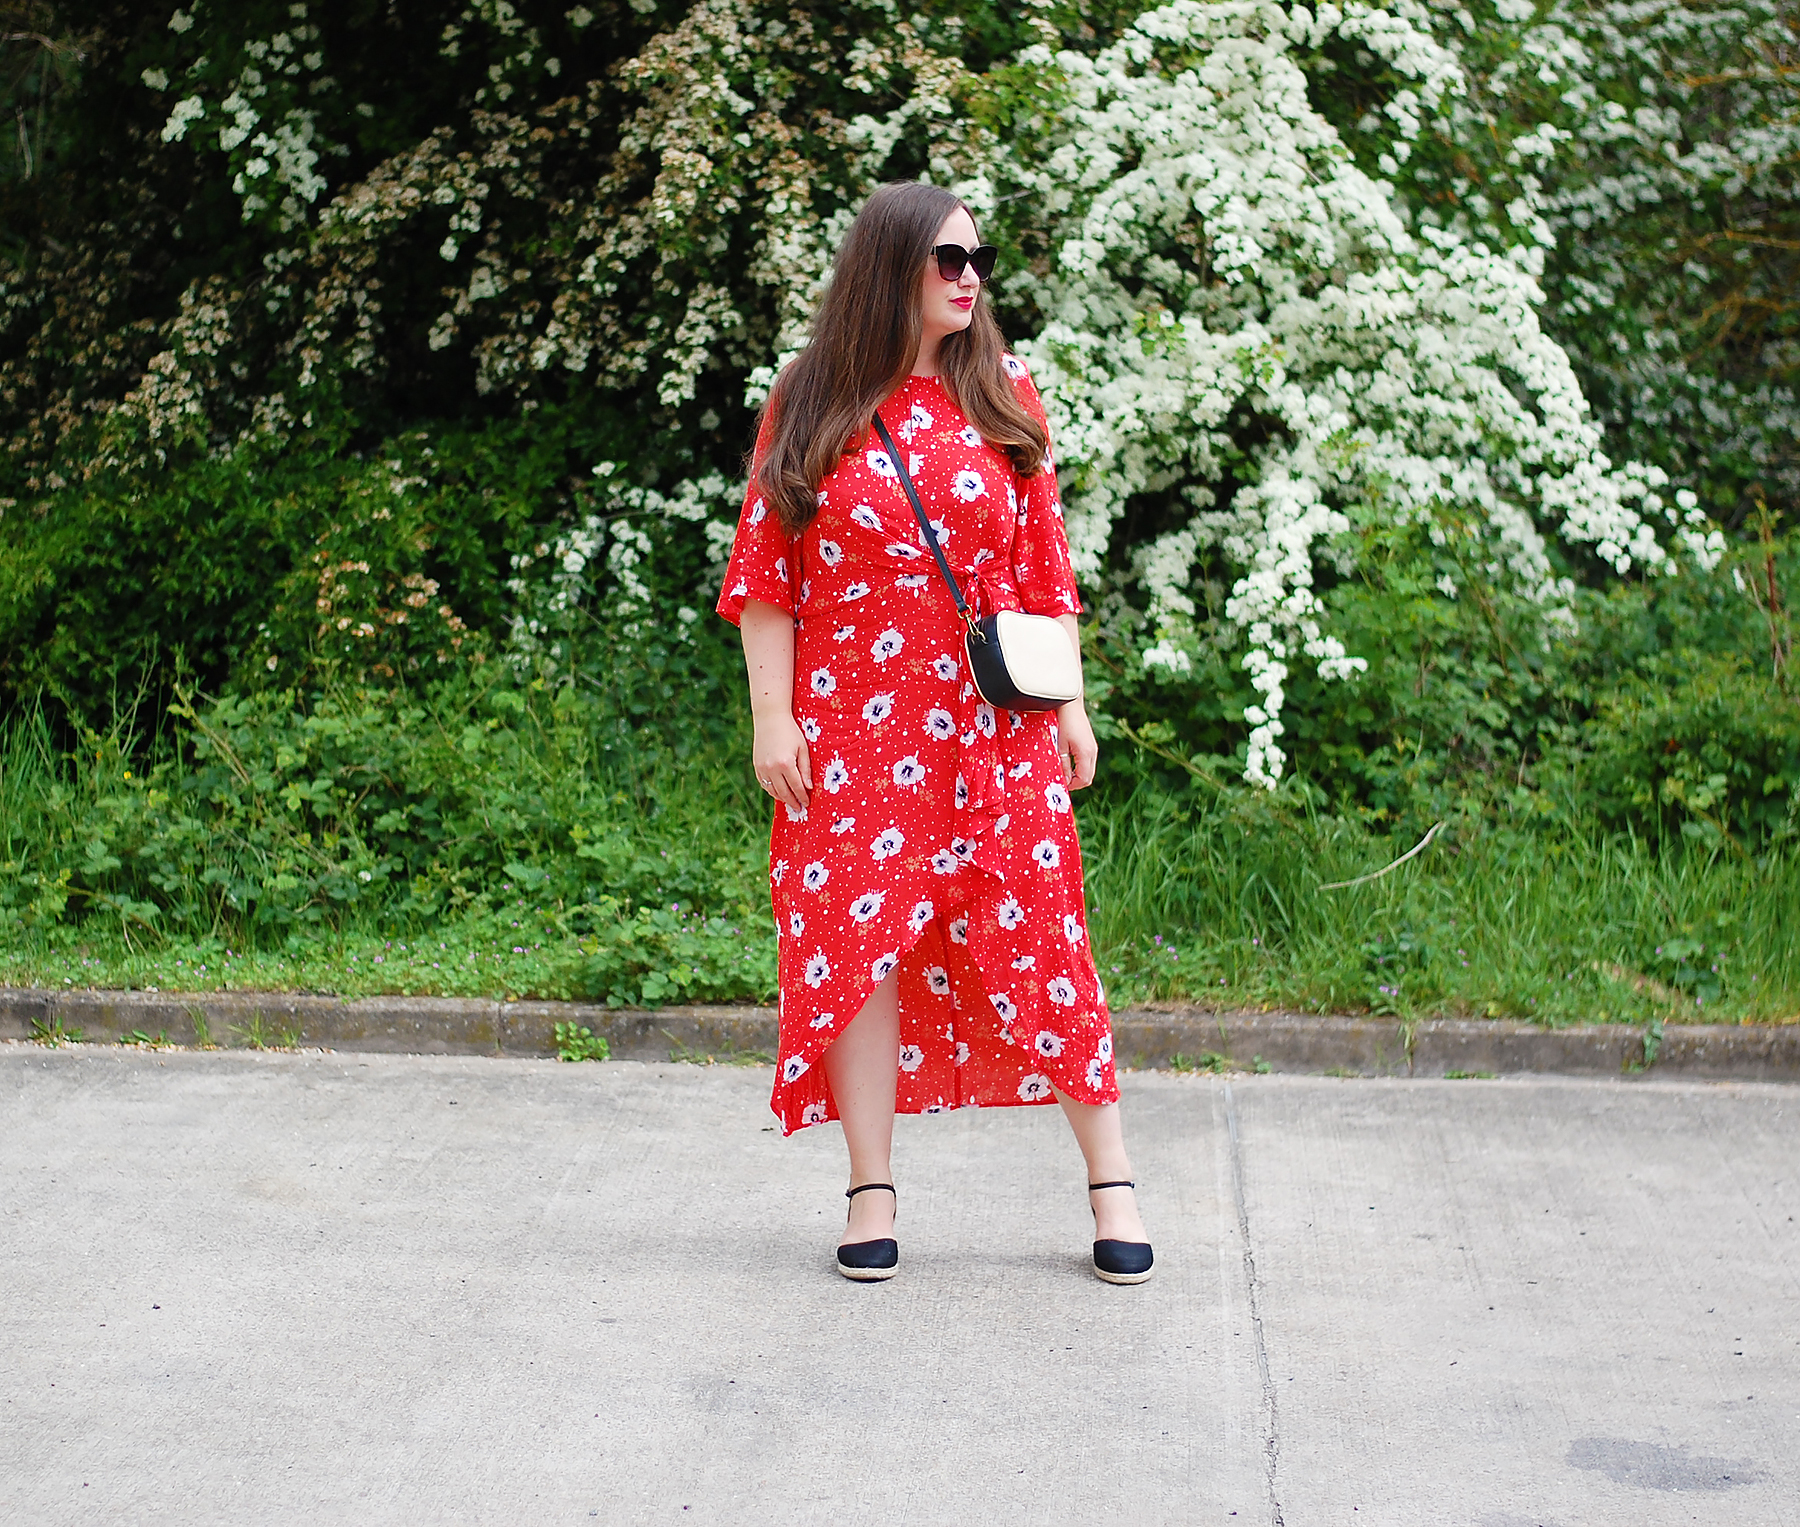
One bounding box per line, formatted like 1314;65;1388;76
872;412;976;634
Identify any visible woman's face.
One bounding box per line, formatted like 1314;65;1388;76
918;206;983;343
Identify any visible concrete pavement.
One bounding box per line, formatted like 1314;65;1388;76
2;1044;1795;1524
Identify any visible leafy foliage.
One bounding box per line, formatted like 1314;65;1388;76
553;1021;611;1061
0;0;1796;1014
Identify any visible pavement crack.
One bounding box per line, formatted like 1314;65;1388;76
1224;1080;1285;1527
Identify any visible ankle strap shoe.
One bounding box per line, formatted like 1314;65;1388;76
1088;1180;1154;1284
837;1183;898;1281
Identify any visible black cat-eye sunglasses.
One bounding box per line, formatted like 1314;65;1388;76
933;243;998;283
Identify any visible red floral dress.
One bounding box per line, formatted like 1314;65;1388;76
716;356;1118;1134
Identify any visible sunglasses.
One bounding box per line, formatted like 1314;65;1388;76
933;243;998;283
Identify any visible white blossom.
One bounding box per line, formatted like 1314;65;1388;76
991;0;1695;785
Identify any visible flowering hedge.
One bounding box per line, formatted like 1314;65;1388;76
981;0;1724;783
0;0;1793;810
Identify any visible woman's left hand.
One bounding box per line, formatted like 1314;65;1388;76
1056;699;1099;790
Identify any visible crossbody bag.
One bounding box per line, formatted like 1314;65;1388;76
872;412;1083;713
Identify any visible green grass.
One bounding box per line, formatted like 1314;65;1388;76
1080;784;1799;1024
0;899;774;1004
2;699;1795;1024
5;784;1796;1024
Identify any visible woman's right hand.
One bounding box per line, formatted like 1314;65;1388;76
752;711;812;812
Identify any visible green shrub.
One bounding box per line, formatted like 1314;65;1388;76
1582;651;1800;853
0;668;767;946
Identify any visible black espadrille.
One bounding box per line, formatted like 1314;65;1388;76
1088;1180;1154;1284
836;1183;898;1281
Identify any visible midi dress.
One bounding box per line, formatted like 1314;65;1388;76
716;355;1119;1134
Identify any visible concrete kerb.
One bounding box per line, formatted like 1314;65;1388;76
2;985;1796;1081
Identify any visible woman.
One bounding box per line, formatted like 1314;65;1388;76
715;181;1152;1285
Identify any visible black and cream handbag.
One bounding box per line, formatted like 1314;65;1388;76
873;412;1084;713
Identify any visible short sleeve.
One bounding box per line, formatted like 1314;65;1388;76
1006;357;1083;617
715;407;798;626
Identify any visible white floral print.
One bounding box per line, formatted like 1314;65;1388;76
717;366;1116;1135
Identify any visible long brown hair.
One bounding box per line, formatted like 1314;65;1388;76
753;181;1048;536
